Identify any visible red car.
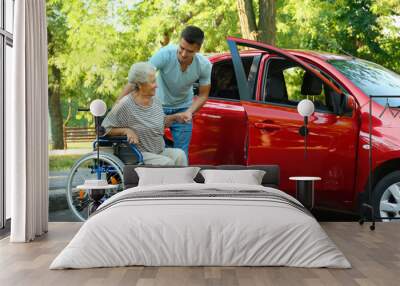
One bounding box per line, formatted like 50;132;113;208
175;37;400;219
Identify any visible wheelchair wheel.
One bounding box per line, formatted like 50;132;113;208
66;151;125;221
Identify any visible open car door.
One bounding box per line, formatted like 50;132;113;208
227;37;359;210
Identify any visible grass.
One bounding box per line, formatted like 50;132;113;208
49;154;82;171
67;142;93;149
48;141;92;171
49;141;93;150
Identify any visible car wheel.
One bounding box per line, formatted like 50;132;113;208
373;171;400;221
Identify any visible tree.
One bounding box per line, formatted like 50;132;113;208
277;0;400;72
259;0;276;44
114;0;239;55
237;0;276;44
47;0;68;149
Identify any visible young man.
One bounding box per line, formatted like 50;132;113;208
121;26;211;158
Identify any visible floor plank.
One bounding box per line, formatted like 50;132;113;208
0;222;399;286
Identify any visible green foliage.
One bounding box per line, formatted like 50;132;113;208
111;0;239;88
47;0;68;92
277;0;400;73
283;67;305;102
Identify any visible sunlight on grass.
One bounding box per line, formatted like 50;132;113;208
49;155;82;171
48;141;93;150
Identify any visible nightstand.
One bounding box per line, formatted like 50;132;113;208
289;176;321;210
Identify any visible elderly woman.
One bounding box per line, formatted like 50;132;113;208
102;62;187;166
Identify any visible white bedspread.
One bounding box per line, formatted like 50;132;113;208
50;183;351;269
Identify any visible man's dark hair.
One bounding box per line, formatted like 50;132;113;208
181;26;204;46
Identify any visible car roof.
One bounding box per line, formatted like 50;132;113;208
207;48;354;62
287;49;354;61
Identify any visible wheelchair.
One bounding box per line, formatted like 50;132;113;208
66;126;144;222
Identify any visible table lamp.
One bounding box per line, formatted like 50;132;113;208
89;99;107;179
297;99;315;159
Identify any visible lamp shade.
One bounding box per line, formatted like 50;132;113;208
297;99;315;117
90;99;107;117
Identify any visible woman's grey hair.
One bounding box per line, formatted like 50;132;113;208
127;62;156;91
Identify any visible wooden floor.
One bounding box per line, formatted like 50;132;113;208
0;222;399;286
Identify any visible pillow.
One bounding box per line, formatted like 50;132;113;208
200;169;266;185
135;167;201;186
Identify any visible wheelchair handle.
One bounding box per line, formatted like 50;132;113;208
78;108;112;112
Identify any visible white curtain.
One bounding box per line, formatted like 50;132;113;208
9;0;49;242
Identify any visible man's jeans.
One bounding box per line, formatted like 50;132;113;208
163;107;192;158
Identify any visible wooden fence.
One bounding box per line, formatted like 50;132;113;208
63;126;96;149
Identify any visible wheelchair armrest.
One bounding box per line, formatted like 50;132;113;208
98;136;128;144
97;136;144;164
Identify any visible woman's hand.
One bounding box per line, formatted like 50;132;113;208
165;114;184;127
125;129;139;144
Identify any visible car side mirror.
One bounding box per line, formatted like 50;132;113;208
345;95;356;114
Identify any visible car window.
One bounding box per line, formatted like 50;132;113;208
283;66;328;110
263;58;333;112
210;57;255;101
329;58;400;107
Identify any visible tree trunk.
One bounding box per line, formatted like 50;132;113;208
258;0;276;45
160;29;172;46
48;66;64;150
237;0;258;40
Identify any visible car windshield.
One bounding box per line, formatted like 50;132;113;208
328;59;400;107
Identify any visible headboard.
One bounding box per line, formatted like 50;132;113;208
123;165;280;189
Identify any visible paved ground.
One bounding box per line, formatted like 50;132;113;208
49;165;83;221
49;208;80;222
48;171;69;211
49;171;69;189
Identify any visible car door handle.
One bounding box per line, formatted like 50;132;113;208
254;122;281;131
198;113;221;119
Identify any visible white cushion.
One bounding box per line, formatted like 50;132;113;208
200;169;266;185
135;167;201;186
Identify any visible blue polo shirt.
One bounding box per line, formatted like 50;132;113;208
149;45;212;109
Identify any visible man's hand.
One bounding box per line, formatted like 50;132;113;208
125;129;139;144
177;84;210;123
178;110;192;123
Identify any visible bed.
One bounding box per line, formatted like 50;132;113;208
50;165;351;269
